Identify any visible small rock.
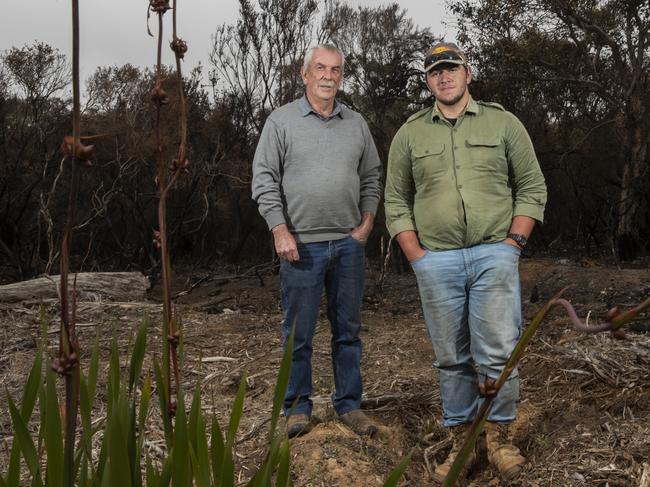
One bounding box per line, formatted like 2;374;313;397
571;472;586;482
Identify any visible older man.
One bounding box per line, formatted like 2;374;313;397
252;44;382;438
385;42;547;481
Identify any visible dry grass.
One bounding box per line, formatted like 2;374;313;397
1;257;649;485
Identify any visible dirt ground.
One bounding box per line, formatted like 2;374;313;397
1;254;649;486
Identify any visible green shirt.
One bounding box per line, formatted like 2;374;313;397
384;97;547;250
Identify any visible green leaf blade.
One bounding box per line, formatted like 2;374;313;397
44;369;63;487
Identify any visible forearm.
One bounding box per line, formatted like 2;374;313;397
508;215;535;238
358;211;374;231
351;211;375;243
505;215;536;249
395;230;426;262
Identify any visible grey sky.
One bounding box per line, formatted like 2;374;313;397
1;0;456;89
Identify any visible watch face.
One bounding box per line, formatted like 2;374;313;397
508;233;527;247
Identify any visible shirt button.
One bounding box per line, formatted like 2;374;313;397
458;185;463;189
454;146;459;150
456;165;460;169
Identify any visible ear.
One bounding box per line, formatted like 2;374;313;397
425;72;435;93
300;66;308;84
465;65;473;85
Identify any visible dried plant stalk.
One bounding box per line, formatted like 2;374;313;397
55;0;89;484
149;0;188;435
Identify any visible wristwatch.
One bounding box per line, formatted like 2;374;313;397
507;233;528;248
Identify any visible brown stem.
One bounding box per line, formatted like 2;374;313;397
553;298;613;332
153;5;174;436
61;1;82;485
167;0;188;405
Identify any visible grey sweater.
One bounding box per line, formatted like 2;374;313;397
251;97;382;243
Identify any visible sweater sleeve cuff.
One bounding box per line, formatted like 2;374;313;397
387;218;416;238
513;202;545;223
264;211;286;230
360;197;380;215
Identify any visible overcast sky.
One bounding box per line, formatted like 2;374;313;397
1;0;456;88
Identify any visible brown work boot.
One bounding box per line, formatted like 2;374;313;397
339;409;378;437
485;421;525;481
286;413;312;438
433;423;476;483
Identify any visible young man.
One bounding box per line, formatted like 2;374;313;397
252;44;382;438
385;42;547;481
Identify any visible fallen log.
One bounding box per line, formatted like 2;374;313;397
0;272;150;304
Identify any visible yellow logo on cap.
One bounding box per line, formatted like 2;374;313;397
431;46;451;54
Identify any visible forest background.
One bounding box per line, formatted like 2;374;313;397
1;0;649;284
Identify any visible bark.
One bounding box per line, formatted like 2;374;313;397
0;272;149;304
615;90;649;260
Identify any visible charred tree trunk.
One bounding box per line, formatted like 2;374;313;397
615;93;649;260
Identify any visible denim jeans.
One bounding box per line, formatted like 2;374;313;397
280;235;365;416
411;241;522;426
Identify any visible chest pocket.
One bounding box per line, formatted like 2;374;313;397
411;143;447;181
466;136;507;172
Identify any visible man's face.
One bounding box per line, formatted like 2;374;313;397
426;63;472;107
301;48;343;105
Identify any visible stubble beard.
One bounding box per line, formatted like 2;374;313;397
436;88;467;107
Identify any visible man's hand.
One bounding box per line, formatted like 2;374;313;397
350;211;375;244
503;237;523;250
395;230;426;263
272;224;299;262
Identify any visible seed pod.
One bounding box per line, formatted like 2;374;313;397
152;229;162;249
605;307;621;321
170;38;188;59
149;0;170;13
76;142;95;162
478;376;497;398
60;136;96;166
171;157;189;172
167;331;181;345
150;83;169;105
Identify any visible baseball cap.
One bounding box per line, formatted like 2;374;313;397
424;42;468;72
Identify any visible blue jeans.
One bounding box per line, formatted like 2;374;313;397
411;242;522;426
280;235;365;416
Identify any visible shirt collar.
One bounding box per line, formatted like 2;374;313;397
431;95;478;121
299;95;343;120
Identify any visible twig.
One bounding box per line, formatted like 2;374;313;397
200;356;237;363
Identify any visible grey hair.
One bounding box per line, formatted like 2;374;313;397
302;44;345;74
